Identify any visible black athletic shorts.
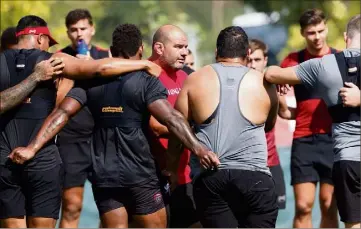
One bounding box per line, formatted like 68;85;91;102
332;160;360;224
193;169;278;228
291;133;334;185
92;178;165;216
0;164;63;219
158;172;171;227
270;164;286;209
57;140;92;189
169;182;198;228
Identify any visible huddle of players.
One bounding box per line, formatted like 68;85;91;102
0;7;360;229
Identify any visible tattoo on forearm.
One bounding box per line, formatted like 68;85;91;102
0;73;40;114
30;109;68;151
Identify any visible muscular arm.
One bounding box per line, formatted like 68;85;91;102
278;95;296;120
53;52;159;79
266;58;323;90
148;99;201;174
0;72;41;114
1;58;64;114
27;97;82;153
148;99;200;153
264;66;301;85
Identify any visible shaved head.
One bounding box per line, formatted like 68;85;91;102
152;24;186;45
150;24;188;70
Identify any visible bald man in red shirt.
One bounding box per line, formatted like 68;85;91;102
148;24;199;228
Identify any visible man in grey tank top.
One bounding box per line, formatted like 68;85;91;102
265;14;360;228
167;26;279;227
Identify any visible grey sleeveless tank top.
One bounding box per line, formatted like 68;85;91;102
194;63;270;175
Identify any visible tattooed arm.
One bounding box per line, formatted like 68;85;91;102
0;58;64;115
8;95;83;164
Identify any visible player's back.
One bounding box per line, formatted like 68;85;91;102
186;64;274;130
81;71;168;187
0;49;60;170
185;63;275;174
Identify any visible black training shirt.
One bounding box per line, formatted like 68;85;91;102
66;70;167;187
57;45;108;144
0;49;60;171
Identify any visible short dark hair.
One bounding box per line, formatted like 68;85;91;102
346;14;360;39
111;23;142;58
188;49;192;55
65;9;93;28
216;26;249;59
1;27;17;51
16;15;47;33
249;39;268;57
299;9;326;31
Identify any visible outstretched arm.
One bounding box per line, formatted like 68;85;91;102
9;95;84;164
264;66;301;85
52;52;162;79
0;58;64;114
265;58;323;90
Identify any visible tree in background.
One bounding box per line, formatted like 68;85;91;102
1;0;359;65
243;0;360;60
0;0;106;52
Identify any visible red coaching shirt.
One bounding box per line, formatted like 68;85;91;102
266;128;280;167
280;47;337;139
149;69;192;185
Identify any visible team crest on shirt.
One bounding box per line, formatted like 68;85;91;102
101;106;123;113
153;193;163;204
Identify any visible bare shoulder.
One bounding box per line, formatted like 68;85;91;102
184;65;215;87
242;68;264;87
242;68;276;103
247;68;263;79
188;65;215;79
246;68;276;91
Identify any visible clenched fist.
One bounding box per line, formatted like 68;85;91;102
194;146;220;170
8;147;36;165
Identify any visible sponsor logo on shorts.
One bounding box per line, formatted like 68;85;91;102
101;106;123;113
153;193;163;204
278;195;286;203
163;183;170;193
